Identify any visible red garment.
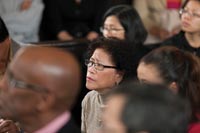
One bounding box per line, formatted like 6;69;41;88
188;114;200;133
189;122;200;133
167;0;182;9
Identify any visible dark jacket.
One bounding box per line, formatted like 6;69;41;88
161;31;200;57
57;118;81;133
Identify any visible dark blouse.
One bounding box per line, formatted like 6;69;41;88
161;31;200;57
42;0;103;39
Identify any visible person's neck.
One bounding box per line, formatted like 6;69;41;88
185;32;200;48
97;88;112;96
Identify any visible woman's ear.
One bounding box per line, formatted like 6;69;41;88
169;82;179;94
115;71;124;85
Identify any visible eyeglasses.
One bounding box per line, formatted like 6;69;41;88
100;26;124;34
6;70;48;92
179;9;200;18
85;59;118;71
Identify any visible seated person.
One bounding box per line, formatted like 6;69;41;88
41;0;102;41
101;5;150;77
161;0;200;57
0;0;44;43
81;38;136;133
102;82;190;133
101;5;147;45
137;46;200;133
0;46;81;133
133;0;185;44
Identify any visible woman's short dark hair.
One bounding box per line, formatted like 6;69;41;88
140;46;200;122
0;17;9;42
182;0;200;9
102;5;147;46
86;37;136;82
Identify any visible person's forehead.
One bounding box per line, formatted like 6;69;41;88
104;16;122;26
91;49;112;61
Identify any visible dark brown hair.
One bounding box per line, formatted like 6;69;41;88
182;0;200;8
140;46;200;122
86;37;137;82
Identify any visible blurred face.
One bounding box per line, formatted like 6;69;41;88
0;62;45;122
137;62;164;84
102;15;125;40
86;48;123;92
180;0;200;33
101;95;126;133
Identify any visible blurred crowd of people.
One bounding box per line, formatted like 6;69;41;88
0;0;200;133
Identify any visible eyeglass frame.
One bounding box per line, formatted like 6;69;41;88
100;26;125;34
179;8;200;18
85;59;118;71
6;70;48;92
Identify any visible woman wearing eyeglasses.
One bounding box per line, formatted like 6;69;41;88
161;0;200;57
81;38;136;133
100;5;151;79
101;5;147;47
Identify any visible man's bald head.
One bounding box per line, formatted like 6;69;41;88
0;46;81;132
9;46;81;110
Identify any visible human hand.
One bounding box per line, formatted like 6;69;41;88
0;119;20;133
57;31;74;41
86;31;99;41
20;0;32;11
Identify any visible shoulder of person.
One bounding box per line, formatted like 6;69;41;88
82;91;98;102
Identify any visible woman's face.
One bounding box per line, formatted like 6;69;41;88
102;15;125;40
101;95;126;133
137;62;179;94
181;0;200;33
137;62;164;84
86;48;123;92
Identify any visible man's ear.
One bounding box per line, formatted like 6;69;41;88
169;82;179;94
37;92;55;112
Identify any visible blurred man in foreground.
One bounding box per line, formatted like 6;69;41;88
0;46;81;133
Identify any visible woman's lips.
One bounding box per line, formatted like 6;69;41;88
87;76;95;81
182;21;190;27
